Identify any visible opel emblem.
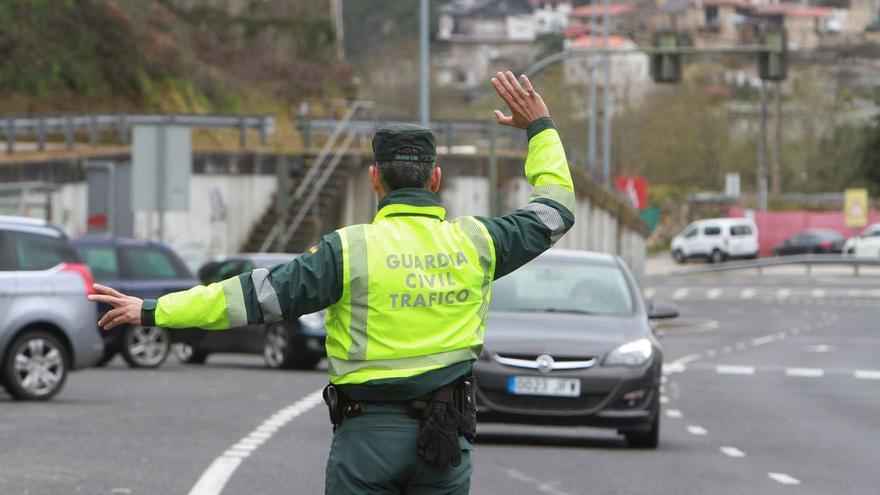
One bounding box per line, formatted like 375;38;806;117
536;354;555;373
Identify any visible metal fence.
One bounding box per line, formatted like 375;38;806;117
0;113;275;154
673;254;880;276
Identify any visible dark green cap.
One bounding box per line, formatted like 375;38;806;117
372;123;436;163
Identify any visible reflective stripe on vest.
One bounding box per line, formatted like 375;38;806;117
326;212;495;385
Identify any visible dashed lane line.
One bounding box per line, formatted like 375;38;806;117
672;288;689;300
720;446;747;458
775;289;791;299
740;288;756;299
644;288;656;299
666;409;683;419
785;368;824;378
854;370;880;380
768;473;802;486
811;289;826;298
707;288;722;299
187;389;325;495
751;335;777;346
686;425;708;436
716;365;756;375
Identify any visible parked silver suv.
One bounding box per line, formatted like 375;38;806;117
0;216;104;400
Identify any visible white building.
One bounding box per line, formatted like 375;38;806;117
435;0;573;88
563;34;651;114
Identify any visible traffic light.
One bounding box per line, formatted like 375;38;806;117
651;31;682;84
759;28;788;81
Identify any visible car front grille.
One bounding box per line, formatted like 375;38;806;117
480;389;608;412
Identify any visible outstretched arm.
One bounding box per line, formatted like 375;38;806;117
89;234;343;330
476;71;576;280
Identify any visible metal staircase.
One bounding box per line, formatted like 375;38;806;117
242;101;373;254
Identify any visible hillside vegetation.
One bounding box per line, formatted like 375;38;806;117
0;0;342;114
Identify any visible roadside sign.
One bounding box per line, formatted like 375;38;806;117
131;125;192;212
844;188;869;228
614;176;648;211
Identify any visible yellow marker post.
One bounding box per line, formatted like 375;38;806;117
844;188;869;228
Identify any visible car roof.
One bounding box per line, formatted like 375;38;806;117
692;217;755;225
535;248;619;265
0;215;64;237
72;236;172;249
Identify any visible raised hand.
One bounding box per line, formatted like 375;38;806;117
88;284;144;330
490;71;550;129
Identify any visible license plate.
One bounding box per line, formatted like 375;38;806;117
508;376;581;397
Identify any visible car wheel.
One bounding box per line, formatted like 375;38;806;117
625;409;660;449
709;249;724;264
120;326;170;368
672;250;685;264
173;343;208;364
263;324;291;369
2;330;69;400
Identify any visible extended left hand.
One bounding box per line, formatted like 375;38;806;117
88;284;144;330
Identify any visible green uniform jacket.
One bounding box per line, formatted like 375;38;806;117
142;117;575;400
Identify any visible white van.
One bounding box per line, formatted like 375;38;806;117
671;218;760;263
843;223;880;258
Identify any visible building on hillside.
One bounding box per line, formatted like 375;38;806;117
684;0;752;45
568;3;641;39
436;0;575;88
748;5;848;49
534;0;574;33
562;34;651;116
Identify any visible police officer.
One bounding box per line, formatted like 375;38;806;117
90;71;575;494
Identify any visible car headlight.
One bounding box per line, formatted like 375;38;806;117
604;338;653;367
298;312;324;328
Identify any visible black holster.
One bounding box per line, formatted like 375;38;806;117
323;384;363;432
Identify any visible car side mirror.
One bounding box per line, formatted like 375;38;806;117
647;299;679;319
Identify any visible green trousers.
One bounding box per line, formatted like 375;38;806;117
325;402;473;495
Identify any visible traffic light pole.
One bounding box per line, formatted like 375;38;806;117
757;81;769;212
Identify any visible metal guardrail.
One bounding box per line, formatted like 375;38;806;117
295;116;525;150
673;254;880;276
1;113;275;153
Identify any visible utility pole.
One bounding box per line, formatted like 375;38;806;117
587;6;598;177
770;81;782;196
331;0;345;62
757;81;769;211
601;0;612;188
419;0;430;127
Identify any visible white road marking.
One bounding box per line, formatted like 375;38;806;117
707;288;722;299
721;346;732;354
716;365;755;375
751;335;777;346
776;289;790;299
854;370;880;380
644;288;656;299
671;353;702;366
848;289;862;298
672;288;689;300
736;342;747;350
686;425;708;436
776;331;787;339
811;289;826;298
720;446;747;458
705;350;717;358
768;473;802;485
805;344;830;352
659;396;670;404
187;389;325;495
666;409;683;419
740;288;756;299
785;368;824;378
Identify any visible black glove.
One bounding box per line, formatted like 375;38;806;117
417;400;475;469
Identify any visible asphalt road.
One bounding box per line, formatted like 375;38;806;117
2;265;879;494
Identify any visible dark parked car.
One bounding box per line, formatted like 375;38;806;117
1;216;104;400
773;229;844;256
174;253;326;369
72;237;199;368
474;249;677;448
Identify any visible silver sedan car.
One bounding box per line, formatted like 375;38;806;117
0;216;103;400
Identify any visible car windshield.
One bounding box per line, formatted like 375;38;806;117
490;257;634;316
76;246;120;280
120;247;190;280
